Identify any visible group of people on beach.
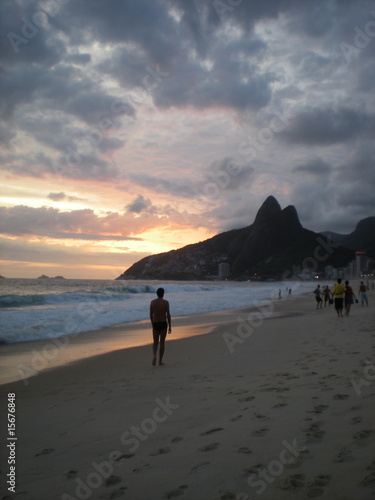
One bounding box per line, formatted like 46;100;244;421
314;279;369;318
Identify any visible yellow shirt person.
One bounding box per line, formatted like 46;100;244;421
332;278;346;317
332;282;346;298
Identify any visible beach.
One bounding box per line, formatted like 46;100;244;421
1;291;374;500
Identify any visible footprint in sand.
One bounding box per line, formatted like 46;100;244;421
251;428;269;437
199;443;219;452
273;402;288;408
150;447;171;456
260;386;290;393
277;474;305;491
110;487;127;498
276;372;300;380
113;453;134;464
359;472;375;487
200;427;223;436
190;462;210;473
322;374;340;380
333;394;349;400
35;448;55;457
229;414;243;422
332;447;353;463
165;485;188;498
171;436;184;443
105;475;121;487
308;404;329;414
132;463;150;473
305;422;325;441
308;474;332;487
238;447;252;454
227;389;248;395
242;464;265;476
350;416;363;424
254;413;269;420
353;430;373;440
238;396;255;402
65;470;78;479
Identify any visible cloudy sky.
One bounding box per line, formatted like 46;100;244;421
0;0;374;279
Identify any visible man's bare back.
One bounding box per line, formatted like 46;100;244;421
150;297;171;325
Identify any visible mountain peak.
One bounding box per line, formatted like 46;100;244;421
254;196;281;225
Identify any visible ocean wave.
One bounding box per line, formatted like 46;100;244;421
0;283;228;309
0;294;46;308
0;279;309;344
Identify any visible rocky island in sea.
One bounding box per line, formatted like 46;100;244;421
37;275;65;279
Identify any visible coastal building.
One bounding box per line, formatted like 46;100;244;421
356;251;367;277
218;263;230;280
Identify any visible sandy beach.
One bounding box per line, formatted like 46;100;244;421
1;290;374;500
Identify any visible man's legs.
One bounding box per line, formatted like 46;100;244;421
152;329;160;366
159;329;167;365
152;328;167;366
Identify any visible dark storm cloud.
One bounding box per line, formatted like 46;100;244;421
0;123;15;146
0;148;119;181
72;0;273;112
0;0;66;66
126;194;153;214
292;158;333;176
62;0;181;64
280;107;375;145
333;144;375;216
204;157;255;191
126;173;195;198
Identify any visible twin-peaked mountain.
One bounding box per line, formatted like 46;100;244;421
117;196;368;280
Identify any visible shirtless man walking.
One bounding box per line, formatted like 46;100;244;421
150;288;172;366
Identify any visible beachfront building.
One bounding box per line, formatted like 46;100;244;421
218;262;230;280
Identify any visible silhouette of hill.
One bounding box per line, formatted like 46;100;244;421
117;196;360;280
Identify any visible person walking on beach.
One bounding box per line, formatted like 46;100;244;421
322;285;332;307
150;288;172;366
313;284;323;309
332;278;346;318
358;281;369;307
344;280;357;316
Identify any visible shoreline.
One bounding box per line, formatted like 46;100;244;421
0;292;312;386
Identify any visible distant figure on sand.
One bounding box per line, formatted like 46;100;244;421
322;285;332;307
150;288;172;366
332;278;346;318
313;284;323;309
358;281;369;307
344;280;357;316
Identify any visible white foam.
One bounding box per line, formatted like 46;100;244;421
0;280;310;344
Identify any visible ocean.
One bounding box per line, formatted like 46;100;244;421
0;278;312;345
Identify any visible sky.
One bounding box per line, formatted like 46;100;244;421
0;0;374;279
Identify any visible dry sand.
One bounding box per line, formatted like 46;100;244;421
0;290;374;500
